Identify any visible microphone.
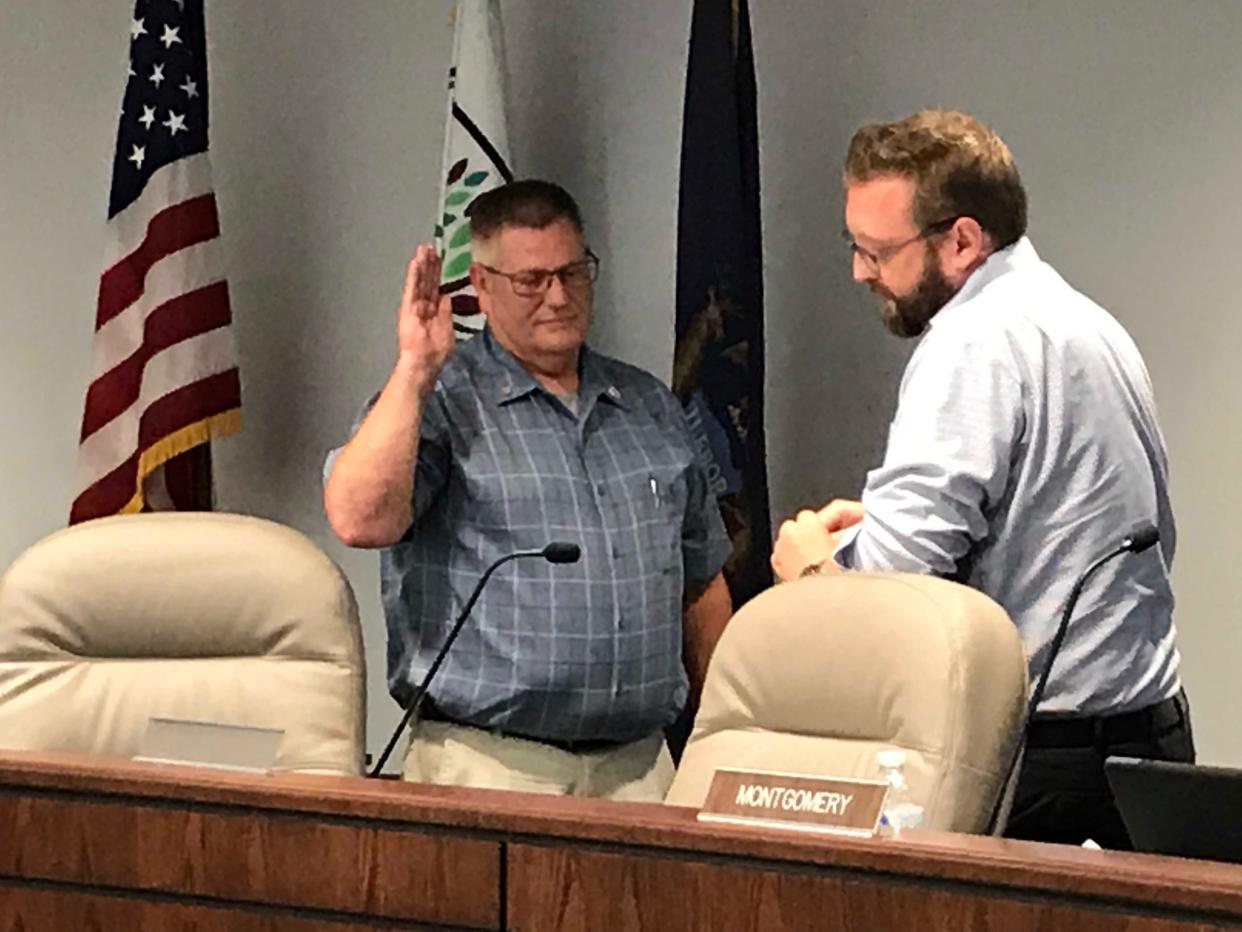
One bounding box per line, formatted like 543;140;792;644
986;522;1159;832
542;542;581;564
1026;522;1159;723
368;542;581;777
1123;525;1159;554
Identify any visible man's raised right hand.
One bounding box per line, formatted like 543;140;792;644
397;243;454;391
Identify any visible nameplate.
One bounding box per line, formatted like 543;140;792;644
697;767;887;837
134;717;284;774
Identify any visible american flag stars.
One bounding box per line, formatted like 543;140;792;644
119;0;206;188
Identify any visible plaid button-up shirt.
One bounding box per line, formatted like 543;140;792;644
347;327;730;743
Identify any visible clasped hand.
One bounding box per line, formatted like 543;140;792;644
770;499;864;581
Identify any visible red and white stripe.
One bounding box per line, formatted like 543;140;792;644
71;153;240;524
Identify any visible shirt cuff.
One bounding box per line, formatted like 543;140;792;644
831;523;863;570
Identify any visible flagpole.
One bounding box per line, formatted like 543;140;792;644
435;3;466;257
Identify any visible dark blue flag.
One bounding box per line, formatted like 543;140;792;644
675;0;771;605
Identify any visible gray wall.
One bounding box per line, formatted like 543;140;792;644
2;1;1238;765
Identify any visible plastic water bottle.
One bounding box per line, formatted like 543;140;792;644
875;748;924;835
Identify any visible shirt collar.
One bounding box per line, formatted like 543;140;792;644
928;236;1040;329
476;325;628;410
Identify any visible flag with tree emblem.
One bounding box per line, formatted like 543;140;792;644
437;0;513;338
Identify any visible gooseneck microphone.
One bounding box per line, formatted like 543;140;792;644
986;523;1160;832
368;542;580;777
540;542;582;564
1024;523;1159;726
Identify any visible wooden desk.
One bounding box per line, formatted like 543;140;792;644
0;751;1239;930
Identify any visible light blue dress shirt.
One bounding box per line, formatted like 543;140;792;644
835;238;1181;716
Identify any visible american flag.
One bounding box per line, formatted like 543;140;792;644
71;0;240;524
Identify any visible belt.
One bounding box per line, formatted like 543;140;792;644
1025;695;1183;749
417;698;625;754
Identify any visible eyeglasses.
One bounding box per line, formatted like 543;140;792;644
844;217;958;276
478;250;600;298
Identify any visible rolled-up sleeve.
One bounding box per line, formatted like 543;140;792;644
835;329;1025;577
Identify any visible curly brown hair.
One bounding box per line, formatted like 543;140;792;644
844;109;1027;249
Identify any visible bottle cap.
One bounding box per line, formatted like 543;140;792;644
875;748;907;769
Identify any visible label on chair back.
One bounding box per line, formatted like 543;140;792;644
134;717;284;773
697;767;887;837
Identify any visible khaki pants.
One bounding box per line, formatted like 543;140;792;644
402;719;674;802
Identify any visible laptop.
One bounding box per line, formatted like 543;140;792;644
1106;756;1242;864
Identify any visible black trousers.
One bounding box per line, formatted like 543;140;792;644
1005;690;1194;849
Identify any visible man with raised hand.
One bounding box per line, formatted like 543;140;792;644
326;180;731;801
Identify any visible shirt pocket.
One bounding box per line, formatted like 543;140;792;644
617;458;691;563
464;469;582;534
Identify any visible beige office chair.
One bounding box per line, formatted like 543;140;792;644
666;572;1027;833
0;513;365;774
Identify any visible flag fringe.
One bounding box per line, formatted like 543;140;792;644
119;407;242;514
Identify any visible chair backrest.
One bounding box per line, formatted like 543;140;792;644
0;513;365;775
666;572;1027;833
